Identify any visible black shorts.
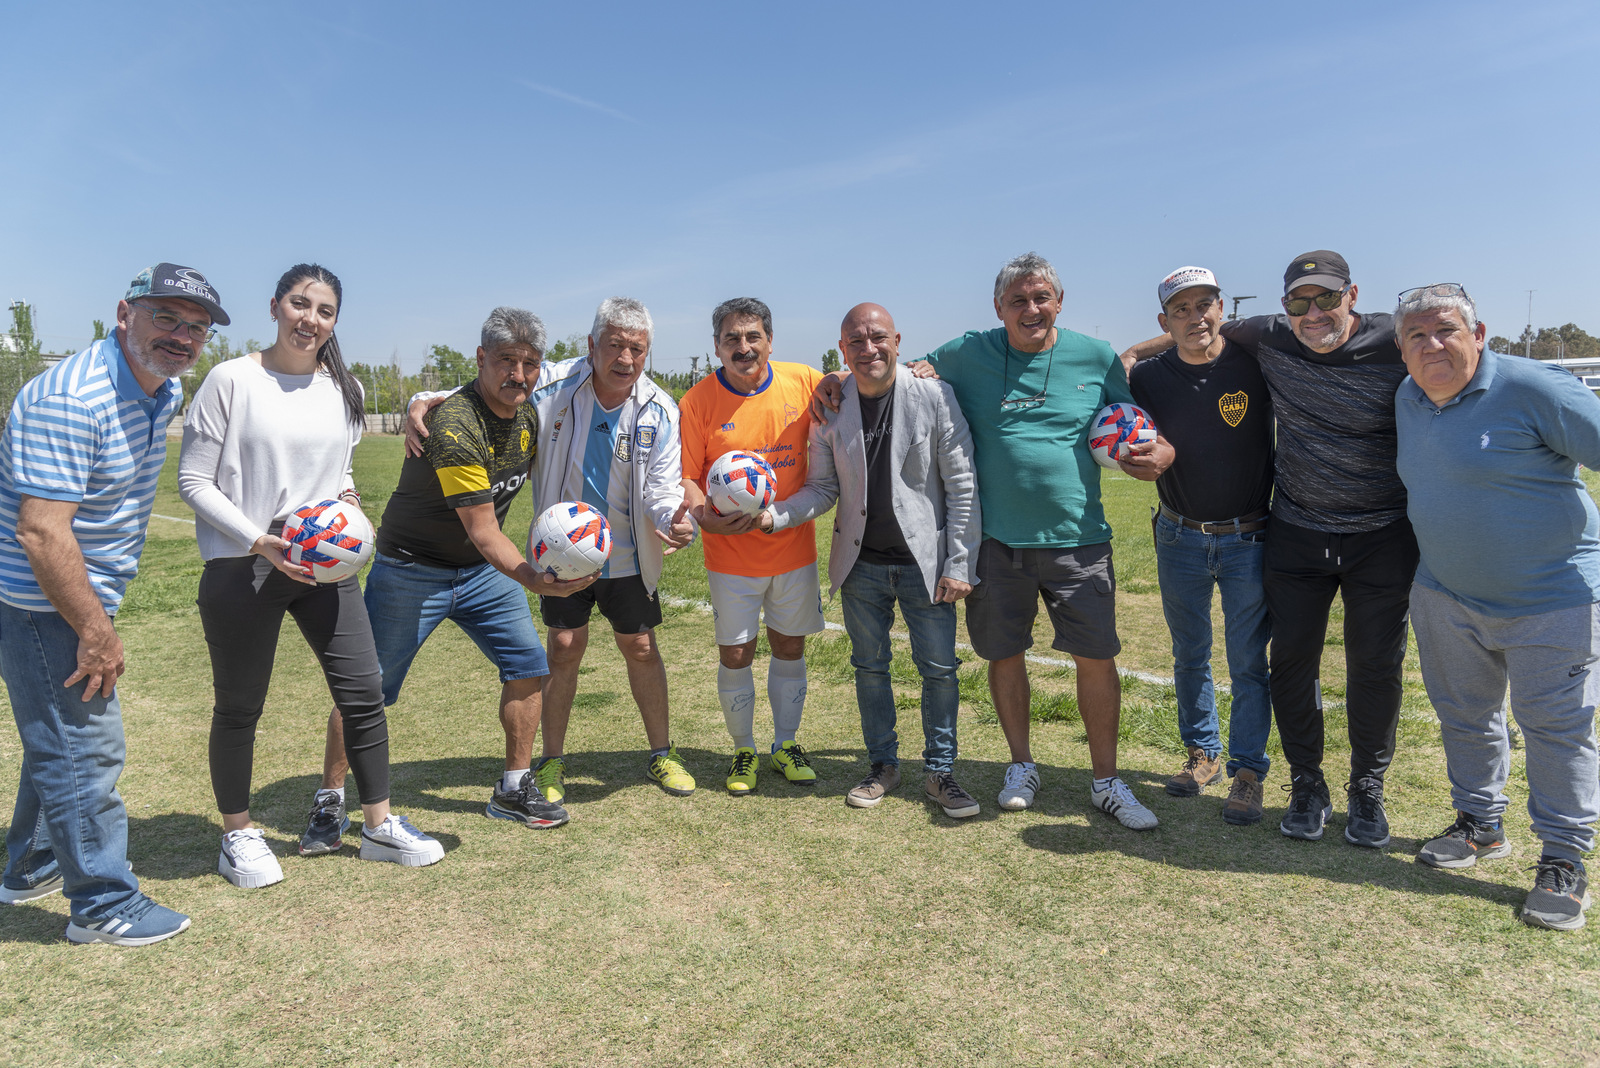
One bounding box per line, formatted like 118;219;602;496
965;538;1120;661
540;574;662;634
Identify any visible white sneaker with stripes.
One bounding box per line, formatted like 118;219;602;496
1091;777;1159;830
998;762;1041;811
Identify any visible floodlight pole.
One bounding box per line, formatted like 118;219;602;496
1229;296;1256;321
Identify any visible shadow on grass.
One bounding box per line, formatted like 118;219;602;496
1009;761;1526;907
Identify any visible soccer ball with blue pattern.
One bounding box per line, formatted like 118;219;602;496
528;502;612;580
283;499;375;583
1088;403;1158;470
706;450;778;517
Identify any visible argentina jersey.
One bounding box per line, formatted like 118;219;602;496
564;397;637;578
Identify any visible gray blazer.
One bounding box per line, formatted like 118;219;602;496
770;371;981;604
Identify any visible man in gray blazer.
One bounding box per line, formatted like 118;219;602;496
759;303;983;816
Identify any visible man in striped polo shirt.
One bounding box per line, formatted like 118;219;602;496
0;263;224;946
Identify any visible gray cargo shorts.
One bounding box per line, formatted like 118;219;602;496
965;538;1120;662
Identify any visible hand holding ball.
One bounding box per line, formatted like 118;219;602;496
706;450;778;517
282;499;375;583
528;502;612;580
1088;403;1159;470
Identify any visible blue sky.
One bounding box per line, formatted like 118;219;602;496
3;2;1596;371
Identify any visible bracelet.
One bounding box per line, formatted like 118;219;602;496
339;489;361;505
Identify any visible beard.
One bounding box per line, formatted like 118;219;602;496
1294;311;1349;352
124;330;199;380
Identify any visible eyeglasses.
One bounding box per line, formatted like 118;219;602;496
133;303;215;342
1281;285;1350;317
1000;339;1055;412
1398;282;1469;305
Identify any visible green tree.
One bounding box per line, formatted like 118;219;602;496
546;331;590;365
422;343;474;389
1;303;47;429
821;347;841;373
91;319;107;341
1489;323;1600;360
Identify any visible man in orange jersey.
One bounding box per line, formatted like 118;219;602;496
680;297;826;795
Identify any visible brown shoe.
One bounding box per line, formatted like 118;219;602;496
925;772;980;819
1222;768;1265;825
1166;746;1224;796
846;763;901;808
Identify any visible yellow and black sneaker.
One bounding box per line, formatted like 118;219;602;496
533;756;566;805
769;741;817;784
726;747;759;795
648;746;696;796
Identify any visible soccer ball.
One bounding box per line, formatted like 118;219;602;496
706;450;778;517
1088;403;1159;470
528;502;612;580
282;499;375;583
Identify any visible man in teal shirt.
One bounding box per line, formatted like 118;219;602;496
925;253;1171;827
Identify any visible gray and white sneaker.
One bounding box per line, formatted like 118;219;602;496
219;827;285;889
300;789;350;856
359;814;444;867
1090;777;1159;830
998;762;1040;811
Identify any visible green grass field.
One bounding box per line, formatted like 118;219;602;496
1;436;1596;1067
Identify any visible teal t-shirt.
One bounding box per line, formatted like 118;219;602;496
926;327;1133;549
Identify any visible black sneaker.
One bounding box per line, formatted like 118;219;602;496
1417;811;1511;869
486;770;570;829
299;789;350;856
1343;776;1391;848
1521;857;1591;931
1279;774;1332;841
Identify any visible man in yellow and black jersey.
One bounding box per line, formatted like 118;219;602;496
305;308;594;853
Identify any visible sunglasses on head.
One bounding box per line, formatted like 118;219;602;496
1281;285;1349;316
1398;282;1469;305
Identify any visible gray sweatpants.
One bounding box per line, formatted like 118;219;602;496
1409;583;1600;860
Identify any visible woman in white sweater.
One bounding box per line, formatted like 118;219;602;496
179;263;442;889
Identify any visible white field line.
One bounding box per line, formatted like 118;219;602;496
152;513;196;524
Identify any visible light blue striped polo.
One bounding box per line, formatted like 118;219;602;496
0;334;181;615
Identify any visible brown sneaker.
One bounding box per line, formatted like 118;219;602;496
1166;746;1225;797
925;771;980;819
846;763;901;808
1222;768;1265;825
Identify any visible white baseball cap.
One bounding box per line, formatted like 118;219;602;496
1158;266;1220;309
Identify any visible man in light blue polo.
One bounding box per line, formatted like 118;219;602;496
1394;283;1600;932
0;263;222;946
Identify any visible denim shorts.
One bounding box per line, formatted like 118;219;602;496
363;552;549;706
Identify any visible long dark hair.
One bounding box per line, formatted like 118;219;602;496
273;263;364;427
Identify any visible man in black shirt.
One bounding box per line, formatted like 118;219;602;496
303;308;593;855
1129;267;1274;826
1125;251;1418;848
760;304;983;817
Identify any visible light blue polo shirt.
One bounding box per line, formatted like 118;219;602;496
0;334;181;614
1396;347;1600;617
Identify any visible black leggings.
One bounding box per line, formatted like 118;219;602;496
197;555;390;814
1264;516;1420;784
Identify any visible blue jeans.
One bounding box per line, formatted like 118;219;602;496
839;561;960;772
0;602;141;918
363;553;549;706
1154;514;1272;776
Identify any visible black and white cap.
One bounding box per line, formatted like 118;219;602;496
124;263;230;326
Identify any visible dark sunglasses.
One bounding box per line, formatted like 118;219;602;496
1281;285;1349;317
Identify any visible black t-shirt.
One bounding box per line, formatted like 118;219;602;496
376;381;538;569
1221;311;1407;533
856;389;915;566
1129;339;1273;523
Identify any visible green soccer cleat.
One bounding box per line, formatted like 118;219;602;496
726;747;759;795
769;741;817;784
648;746;696;796
534;756;566;805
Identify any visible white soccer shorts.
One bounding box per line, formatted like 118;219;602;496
707;563;825;646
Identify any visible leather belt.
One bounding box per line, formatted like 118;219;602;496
1158;504;1269;535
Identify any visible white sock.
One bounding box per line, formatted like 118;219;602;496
1094;776;1118;791
768;656;807;746
719;664;757;751
501;769;526;793
318;785;345;802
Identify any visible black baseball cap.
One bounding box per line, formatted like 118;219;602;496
1282;250;1350;295
124;263;230;326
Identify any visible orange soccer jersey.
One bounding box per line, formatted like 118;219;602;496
680;361;823;578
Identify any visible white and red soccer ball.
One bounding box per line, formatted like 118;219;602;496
528;501;612;580
706;450;778;517
283;499;376;583
1088;403;1159;470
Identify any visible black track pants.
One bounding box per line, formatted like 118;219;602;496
1264;516;1420;784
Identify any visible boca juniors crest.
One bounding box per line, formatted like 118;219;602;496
1219;391;1248;427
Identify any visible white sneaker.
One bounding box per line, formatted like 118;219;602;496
360;814;444;867
1091;777;1159;830
219;828;285;888
998;762;1040;811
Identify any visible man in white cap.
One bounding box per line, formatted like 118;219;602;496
1128;267;1274;825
